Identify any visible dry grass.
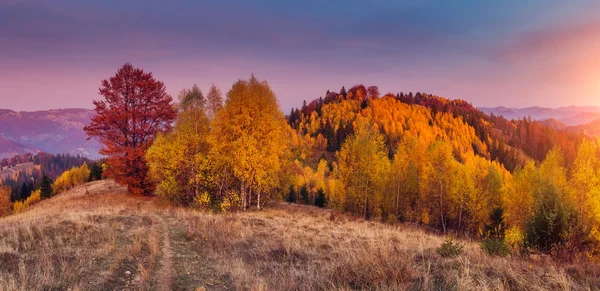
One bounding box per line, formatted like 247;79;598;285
175;203;600;290
0;180;163;290
1;180;599;290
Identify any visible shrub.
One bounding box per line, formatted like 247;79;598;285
480;238;510;257
437;237;464;258
193;191;211;209
314;188;327;208
504;226;524;252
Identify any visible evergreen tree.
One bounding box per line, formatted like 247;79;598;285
300;184;310;205
40;173;53;200
314;188;327;208
20;182;30;201
286;185;297;203
88;162;103;181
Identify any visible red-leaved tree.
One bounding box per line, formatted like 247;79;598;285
84;63;177;195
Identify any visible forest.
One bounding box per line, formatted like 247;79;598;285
3;64;600;261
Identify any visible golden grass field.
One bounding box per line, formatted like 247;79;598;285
1;180;599;290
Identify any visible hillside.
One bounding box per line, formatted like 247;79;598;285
0;108;100;159
0;162;34;181
0;138;36;159
567;119;600;138
1;180;599;290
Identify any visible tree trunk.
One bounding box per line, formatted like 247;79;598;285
257;191;261;210
458;201;463;234
240;180;246;211
364;180;370;219
440;184;446;234
396;180;400;218
248;186;253;210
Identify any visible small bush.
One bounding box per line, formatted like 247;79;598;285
437;237;464;258
504;226;524;252
480;238;510;257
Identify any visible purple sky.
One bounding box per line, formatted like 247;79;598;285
1;0;600;112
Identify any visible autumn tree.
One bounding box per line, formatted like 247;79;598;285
423;140;457;233
337;121;390;219
0;186;11;217
389;134;427;222
146;87;212;206
568;139;600;251
525;147;577;253
179;84;205;110
84;63;177;195
212;75;288;210
367;86;380;99
206;84;224;120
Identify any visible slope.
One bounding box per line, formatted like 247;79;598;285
1;181;599;290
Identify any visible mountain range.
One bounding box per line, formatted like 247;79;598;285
479;106;600;125
480;106;600;138
0;108;101;159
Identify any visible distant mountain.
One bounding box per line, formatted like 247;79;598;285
0;137;37;159
0;108;101;159
559;112;600;126
567;119;600;138
479;106;600;125
538;118;568;130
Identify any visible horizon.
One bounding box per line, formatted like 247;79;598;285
4;103;600;114
1;1;600;112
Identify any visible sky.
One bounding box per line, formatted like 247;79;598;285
1;0;600;112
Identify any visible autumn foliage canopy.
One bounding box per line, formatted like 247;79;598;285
84;63;176;195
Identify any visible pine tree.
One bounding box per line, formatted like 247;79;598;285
40;173;53;200
315;188;327;208
300;184;310;205
286;185;297;203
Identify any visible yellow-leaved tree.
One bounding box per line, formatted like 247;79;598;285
421;139;458;233
53;163;91;195
0;185;11;217
388;133;428;222
146;86;212;206
569;139;600;246
212;75;288;210
336;121;390;219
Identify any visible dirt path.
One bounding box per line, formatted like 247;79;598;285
156;216;174;290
